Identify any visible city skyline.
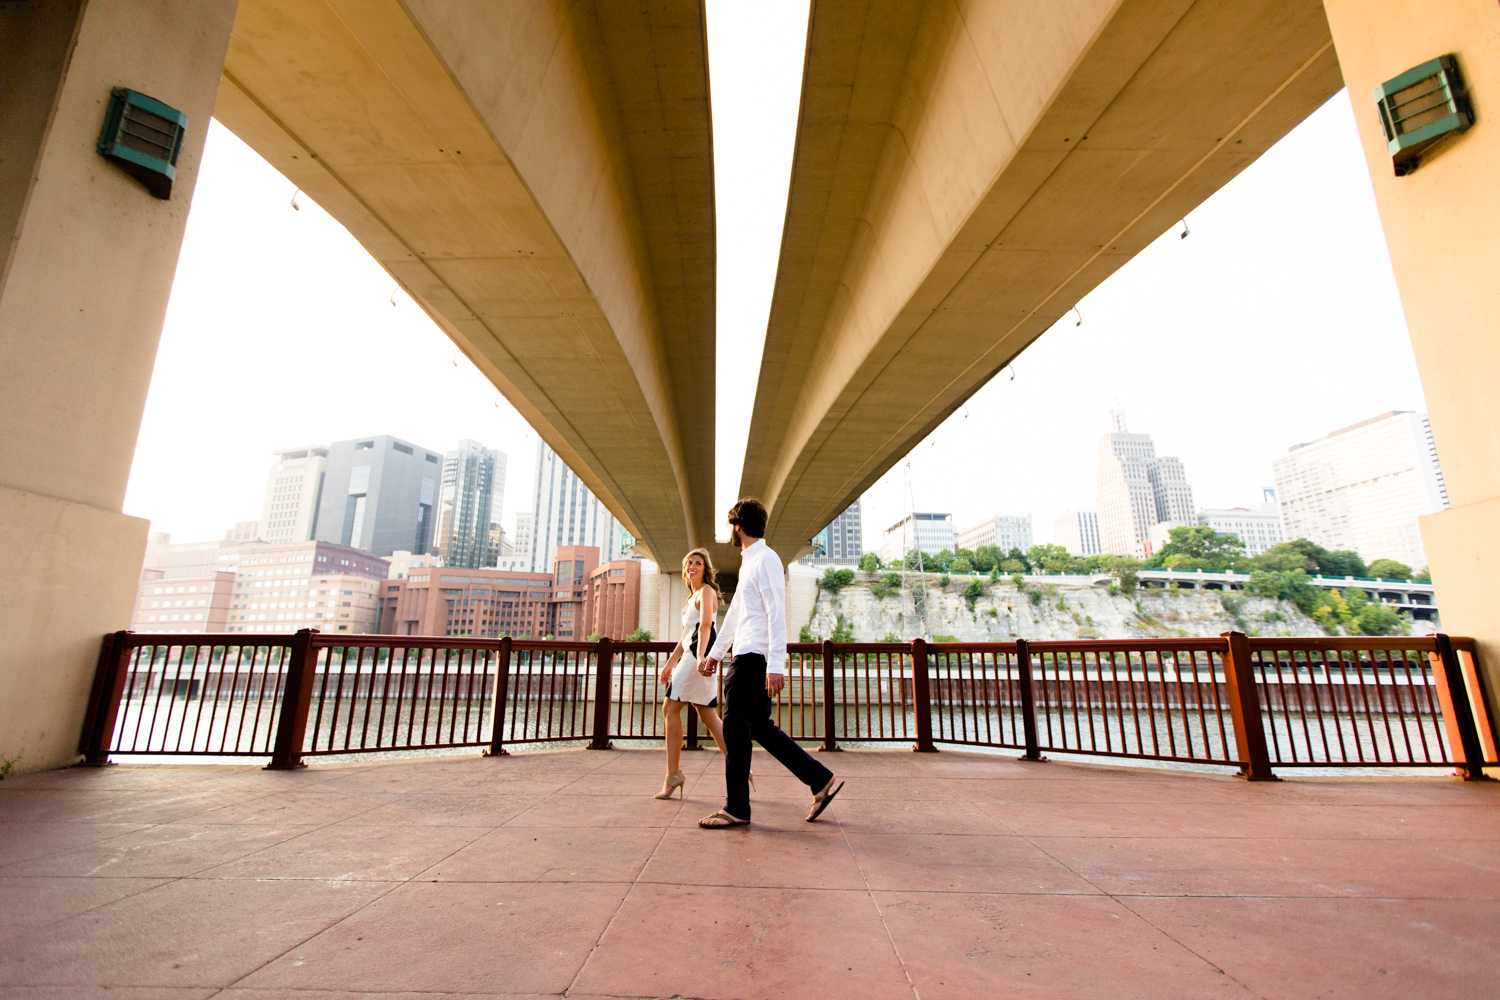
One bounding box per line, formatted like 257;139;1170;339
125;90;1426;563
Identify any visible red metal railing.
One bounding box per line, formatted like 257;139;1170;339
80;629;1498;779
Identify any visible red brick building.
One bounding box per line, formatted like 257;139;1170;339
379;567;559;638
587;559;641;639
377;546;644;640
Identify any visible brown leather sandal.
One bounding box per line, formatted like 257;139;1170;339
806;779;844;822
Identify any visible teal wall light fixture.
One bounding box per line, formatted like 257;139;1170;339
96;88;188;199
1375;55;1473;176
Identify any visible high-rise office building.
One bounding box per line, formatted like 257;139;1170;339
258;446;328;545
1053;510;1102;557
433;440;507;569
513;512;533;564
1197;506;1285;556
957;515;1033;555
1272;411;1449;570
525;443;630;572
879;513;955;564
315;435;443;557
812;501;864;559
1096;410;1196;557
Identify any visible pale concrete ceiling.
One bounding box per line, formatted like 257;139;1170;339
214;0;716;566
214;0;1345;576
741;0;1343;559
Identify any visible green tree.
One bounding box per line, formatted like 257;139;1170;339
1000;559;1028;574
1246;569;1319;613
882;630;900;642
1102;555;1142;591
799;624;818;643
950;557;973;573
1366;558;1414;580
883;572;902;589
1144;526;1246;571
963;578;984;611
585;632;603;642
926;548;955;572
859;552;881;572
820;568;855;592
626;627;652;642
1253;538;1366;577
973;545;1003;573
1006;547;1032;572
831;614;856;643
1026;543;1074;574
938;573;950;589
1414;566;1432;582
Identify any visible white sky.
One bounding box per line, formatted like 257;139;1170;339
124;7;1425;556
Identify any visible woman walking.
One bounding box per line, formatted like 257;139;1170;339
654;548;730;799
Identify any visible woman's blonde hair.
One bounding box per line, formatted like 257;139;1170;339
681;547;723;603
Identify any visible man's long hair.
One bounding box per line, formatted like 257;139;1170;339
681;547;723;603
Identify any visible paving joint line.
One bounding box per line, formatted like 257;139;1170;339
837;803;923;1000
1011;824;1272;1000
561;757;683;997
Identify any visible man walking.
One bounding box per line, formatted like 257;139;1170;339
697;498;843;829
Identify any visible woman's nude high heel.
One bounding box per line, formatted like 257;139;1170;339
655;770;685;800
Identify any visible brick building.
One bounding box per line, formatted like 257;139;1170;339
380;567;559;638
376;545;643;640
587;559;641;639
131;569;234;634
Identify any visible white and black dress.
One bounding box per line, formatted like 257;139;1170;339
665;592;719;706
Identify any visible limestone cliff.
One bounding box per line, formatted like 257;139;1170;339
805;577;1326;642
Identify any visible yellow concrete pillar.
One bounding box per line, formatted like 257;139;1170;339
1322;0;1500;720
0;0;238;772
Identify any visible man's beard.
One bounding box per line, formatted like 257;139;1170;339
730;527;742;549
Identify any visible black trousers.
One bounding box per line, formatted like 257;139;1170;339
722;653;832;820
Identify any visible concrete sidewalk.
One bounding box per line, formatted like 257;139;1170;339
1;747;1497;999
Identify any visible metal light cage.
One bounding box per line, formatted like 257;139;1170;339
96;87;188;199
1374;55;1472;176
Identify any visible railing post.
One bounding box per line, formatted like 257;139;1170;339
265;629;319;770
485;636;513;757
1432;634;1491;781
1220;631;1277;781
589;637;614;750
1015;639;1043;762
80;631;132;766
819;640;841;752
911;638;936;752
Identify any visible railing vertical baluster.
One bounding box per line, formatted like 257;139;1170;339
1432;633;1489;780
1220;632;1276;781
266;629;319;770
589;637;614;750
1015;639;1041;761
820;640;840;752
81;631;133;765
911;638;935;752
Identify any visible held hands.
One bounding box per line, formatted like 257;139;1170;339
699;657;720;677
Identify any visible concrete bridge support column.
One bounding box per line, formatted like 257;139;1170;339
1322;0;1500;723
0;0;237;772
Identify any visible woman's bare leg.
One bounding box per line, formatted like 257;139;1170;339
694;704;729;757
663;700;684;776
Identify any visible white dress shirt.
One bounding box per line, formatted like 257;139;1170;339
707;539;787;675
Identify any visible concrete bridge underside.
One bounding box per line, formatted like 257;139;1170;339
742;0;1342;559
217;0;720;568
3;0;1499;772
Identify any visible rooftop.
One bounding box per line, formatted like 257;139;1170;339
2;748;1497;997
